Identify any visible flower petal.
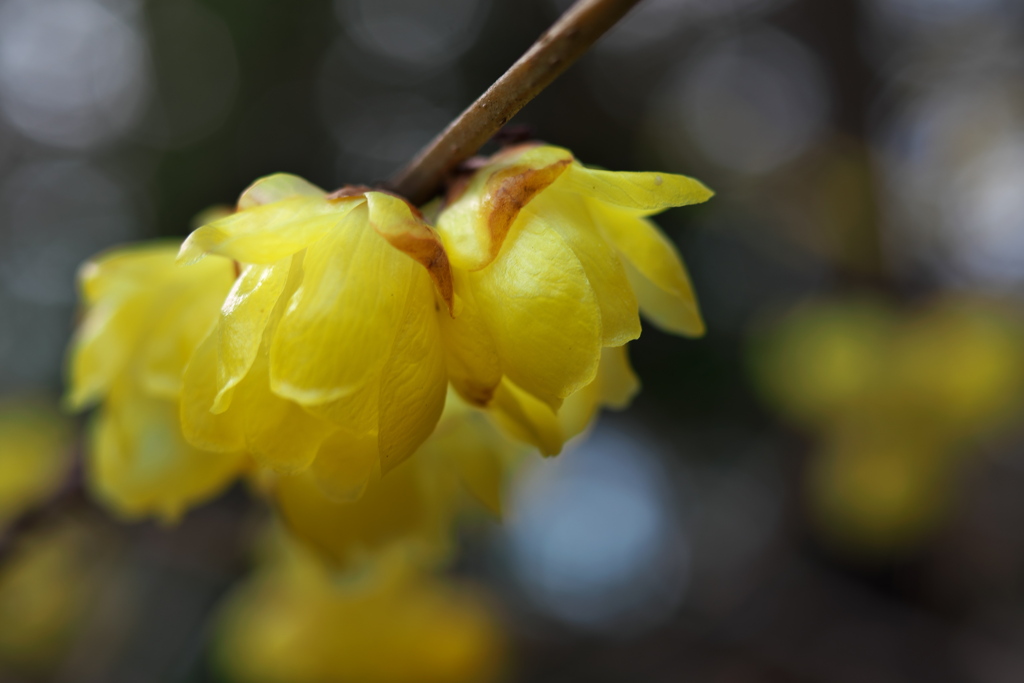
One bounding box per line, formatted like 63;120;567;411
557;345;640;440
438;273;502;407
68;295;148;409
446;413;513;516
180;331;245;453
269;206;417;405
526;192;641;346
365;192;455;315
179;196;364;265
67;245;183;408
437;145;573;270
471;219;602;408
623;258;705;337
78;242;179;305
594;204;704;337
304;380;380;437
561;163;713;215
235;354;336;473
92;378;245;523
236;173;325;210
212;259;291;413
181;330;335;473
376;269;448;473
274;459;454;571
138;258;236;398
309;431;379;503
489;378;564;456
597;343;641;409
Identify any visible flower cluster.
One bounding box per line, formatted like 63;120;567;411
752;295;1024;552
63;144;710;679
217;542;505;683
67;144;711;562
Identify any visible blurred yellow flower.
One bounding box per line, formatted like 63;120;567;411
67;243;246;521
752;295;1024;552
179;175;455;494
0;521;113;675
808;415;952;551
436;144;710;453
269;389;529;572
754;296;1024;438
0;399;74;527
217;544;505;683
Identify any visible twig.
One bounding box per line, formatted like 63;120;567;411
387;0;644;205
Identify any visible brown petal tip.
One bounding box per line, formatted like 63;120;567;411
374;222;456;315
483;158;571;261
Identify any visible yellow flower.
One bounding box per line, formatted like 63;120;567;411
217;544;505;683
435;144;711;453
0;520;114;674
486;344;640;456
67;243;246;521
178;175;455;495
268;389;529;572
268;342;640;572
69;145;709;518
808;414;952;552
752;295;1024;552
753;296;1024;438
0;399;73;528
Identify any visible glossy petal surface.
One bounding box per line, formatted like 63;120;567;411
376;272;448;473
179;196;363;265
270;205;414;405
438;275;502;407
213;260;291;412
471;221;602;408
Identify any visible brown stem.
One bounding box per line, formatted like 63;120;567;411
387;0;643;205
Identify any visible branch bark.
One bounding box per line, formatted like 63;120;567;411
387;0;643;205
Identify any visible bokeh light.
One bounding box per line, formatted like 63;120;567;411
0;0;147;149
335;0;488;69
0;160;140;306
876;76;1024;286
867;0;1017;29
503;425;688;634
652;26;831;176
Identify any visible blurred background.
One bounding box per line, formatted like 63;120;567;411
3;0;1024;681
